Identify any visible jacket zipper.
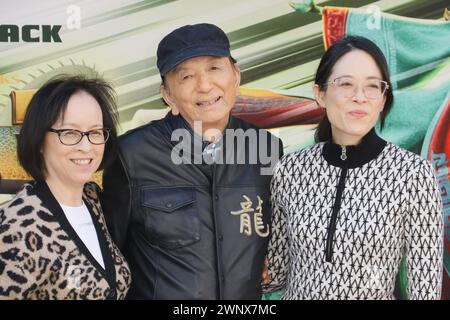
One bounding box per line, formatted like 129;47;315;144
325;145;348;263
211;163;224;299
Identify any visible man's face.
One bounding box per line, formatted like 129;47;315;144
161;56;240;133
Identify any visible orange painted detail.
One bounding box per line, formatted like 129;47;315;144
323;6;349;49
233;94;323;129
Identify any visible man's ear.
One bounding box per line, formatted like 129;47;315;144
313;84;326;108
160;84;179;115
233;63;241;94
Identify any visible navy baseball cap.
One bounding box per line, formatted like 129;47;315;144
157;23;231;76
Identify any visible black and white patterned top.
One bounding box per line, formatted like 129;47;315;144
265;130;443;300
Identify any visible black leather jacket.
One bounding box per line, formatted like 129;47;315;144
102;113;282;299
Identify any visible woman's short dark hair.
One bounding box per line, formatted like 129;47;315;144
17;75;119;181
314;36;394;142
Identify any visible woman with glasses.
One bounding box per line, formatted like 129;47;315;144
264;36;443;299
0;76;131;299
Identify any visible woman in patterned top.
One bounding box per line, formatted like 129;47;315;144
264;36;443;299
0;76;131;299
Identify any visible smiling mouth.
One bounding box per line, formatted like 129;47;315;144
196;96;221;107
71;159;92;165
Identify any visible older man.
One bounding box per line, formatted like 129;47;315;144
102;23;282;299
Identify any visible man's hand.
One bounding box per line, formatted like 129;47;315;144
262;256;270;285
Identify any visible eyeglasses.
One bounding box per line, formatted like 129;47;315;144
48;128;110;145
325;76;389;100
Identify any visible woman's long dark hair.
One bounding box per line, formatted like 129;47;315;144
314;36;394;142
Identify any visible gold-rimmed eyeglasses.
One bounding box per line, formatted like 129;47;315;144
325;76;389;100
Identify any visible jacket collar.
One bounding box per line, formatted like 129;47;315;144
31;180;117;291
170;113;212;151
322;128;387;168
166;112;235;145
165;112;239;163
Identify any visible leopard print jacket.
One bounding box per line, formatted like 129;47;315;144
0;181;132;299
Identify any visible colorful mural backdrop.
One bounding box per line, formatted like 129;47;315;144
0;0;449;299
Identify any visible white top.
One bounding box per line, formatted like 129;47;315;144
60;202;105;269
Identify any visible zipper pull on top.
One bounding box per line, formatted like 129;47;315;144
340;145;347;161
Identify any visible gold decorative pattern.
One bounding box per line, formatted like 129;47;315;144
10;89;37;125
230;195;269;237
